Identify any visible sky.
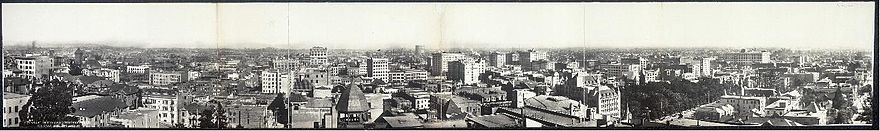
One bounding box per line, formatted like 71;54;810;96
2;2;874;49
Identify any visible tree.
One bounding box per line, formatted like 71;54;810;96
20;79;77;127
197;102;229;128
855;97;873;123
828;87;854;124
68;60;83;76
198;108;216;128
215;102;229;128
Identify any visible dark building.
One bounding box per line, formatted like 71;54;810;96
336;83;370;128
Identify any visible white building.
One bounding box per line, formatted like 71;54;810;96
701;57;716;77
719;95;767;117
517;50;548;64
599;64;641;80
367;58;390;82
722;51;771;65
126;65;150;74
594;86;621;119
512;89;538;108
430;52;468;76
150;71;187;86
109;109;161;128
273;59;307;71
143;94;181;125
3;92;30;127
15;56;53;80
387;69;428;86
261;70;292;94
309;47;329;67
448;59;485;85
188;71;200;81
644;69;660;82
84;68;121;82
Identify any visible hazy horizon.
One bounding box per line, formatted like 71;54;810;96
2;3;874;50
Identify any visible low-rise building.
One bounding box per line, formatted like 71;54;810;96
71;95;128;127
719;95;768;118
109;109;161;128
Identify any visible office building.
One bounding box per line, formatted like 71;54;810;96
367;58;390;82
722;51;771;65
448;60;486;85
309;47;329;67
15;55;53;80
430;52;468;76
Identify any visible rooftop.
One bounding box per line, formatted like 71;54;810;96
336;83;370;112
72;96;128;117
467;114;520;128
379;113;423;128
3;92;30;99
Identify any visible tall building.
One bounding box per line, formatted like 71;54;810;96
517;50;548;65
74;48;85;64
621;57;649;69
430;52;467;76
15;55;53;80
722;51;771;65
309;47;329;67
448;59;485;85
505;52;520;65
488;52;506;67
415;45;424;55
261;69;292;94
700;57;716;77
367;58;390;82
336;83;370;128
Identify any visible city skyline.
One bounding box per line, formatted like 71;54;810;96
2;2;874;49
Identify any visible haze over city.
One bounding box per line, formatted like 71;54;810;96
2;2;874;49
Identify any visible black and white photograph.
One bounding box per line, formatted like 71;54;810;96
0;1;877;129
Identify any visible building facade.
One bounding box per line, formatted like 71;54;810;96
150;71;187;86
15;56;53;80
448;60;486;85
430;53;468;76
367;58;390;82
3;92;30;127
309;47;329;67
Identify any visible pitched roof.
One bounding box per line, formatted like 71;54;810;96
524;95;583;114
268;94;287;110
3;92;30;99
336;83;369;112
89;80;116;87
72;96;127;117
379;114;423;128
467;114;520;128
78;76;104;85
289;93;309;103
